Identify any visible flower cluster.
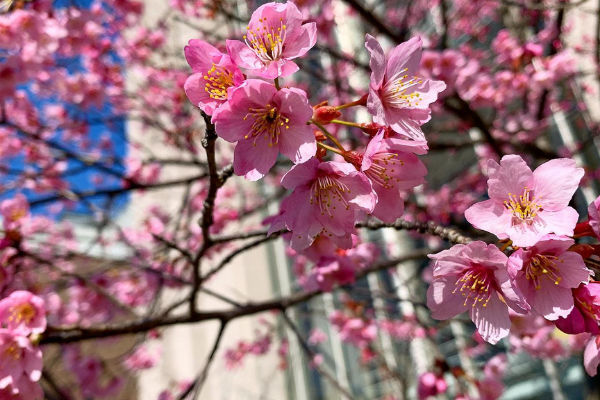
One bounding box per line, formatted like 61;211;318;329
184;1;445;253
0;291;46;400
429;155;600;363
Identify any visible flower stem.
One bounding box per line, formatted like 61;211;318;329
331;119;363;128
311;120;346;151
334;94;368;110
317;142;343;155
274;78;281;90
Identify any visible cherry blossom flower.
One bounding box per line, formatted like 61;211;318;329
365;34;446;141
507;236;591;320
183;39;245;116
556;281;600;335
268;158;376;250
212;79;316;180
123;345;161;371
465;155;584;247
0;330;42;395
0;291;46;336
0;195;30;235
329;311;377;348
303;242;377;291
226;2;317;79
344;130;427;223
427;241;529;344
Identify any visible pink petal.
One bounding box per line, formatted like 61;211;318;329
584;337;600;376
469;295;511;345
367;84;386;122
233;138;279;181
281;158;319;189
183;73;219;115
536;207;579;237
494;267;530;313
285;186;319;237
388;116;427;141
385;36;423;81
370;184;403;223
532;236;574;255
365;34;386;88
262;59;300;79
531;283;574;320
184;39;222;73
487;155;532;201
282;23;317;59
276;87;314;123
279;126;317;164
226;39;264;70
464;199;511;240
531;158;584;210
555;308;588;334
427;276;469;320
555;251;592;289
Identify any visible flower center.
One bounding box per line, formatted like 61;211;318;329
4;343;20;360
366;153;404;189
453;266;493;307
243;104;290;147
526;254;562;290
310;175;351;217
203;63;234;100
9;303;36;324
503;187;543;225
243;17;287;63
383;68;423;108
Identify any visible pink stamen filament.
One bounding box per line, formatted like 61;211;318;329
365;153;404;189
526;254;563;290
504;187;543;225
203;63;234;100
310;176;351;218
8;304;35;324
453;267;493;307
243;104;290;147
244;17;287;63
382;68;424;108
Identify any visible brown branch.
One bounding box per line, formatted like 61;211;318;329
281;312;359;400
357;220;473;244
41;249;430;345
340;0;406;43
176;321;228;400
443;95;505;157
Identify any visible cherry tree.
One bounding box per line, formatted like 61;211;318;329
1;0;600;399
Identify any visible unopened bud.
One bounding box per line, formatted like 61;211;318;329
569;244;595;259
575;220;596;238
312;106;341;125
360;122;382;136
360;123;395;138
342;150;364;169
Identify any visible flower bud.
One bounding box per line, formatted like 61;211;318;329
312;106;341;125
359;122;383;136
570;244;595;260
575;220;596;238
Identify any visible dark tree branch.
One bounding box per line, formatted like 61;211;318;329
41;249;430;345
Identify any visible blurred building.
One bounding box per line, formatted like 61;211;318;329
56;0;600;399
